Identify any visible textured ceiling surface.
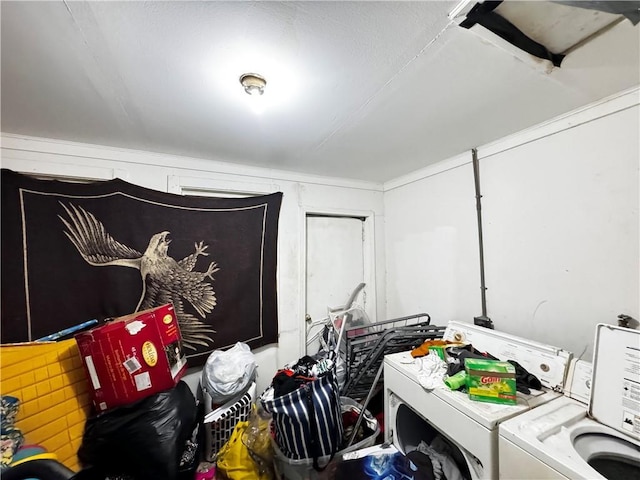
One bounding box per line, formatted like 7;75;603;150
1;1;639;182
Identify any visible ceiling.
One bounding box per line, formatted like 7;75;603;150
1;1;639;183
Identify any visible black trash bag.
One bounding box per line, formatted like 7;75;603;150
177;399;205;480
78;381;197;480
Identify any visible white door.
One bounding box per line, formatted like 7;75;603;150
305;215;365;354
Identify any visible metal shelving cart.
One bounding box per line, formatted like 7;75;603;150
340;313;445;401
305;284;446;404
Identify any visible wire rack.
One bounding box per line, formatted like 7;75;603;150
340;313;445;401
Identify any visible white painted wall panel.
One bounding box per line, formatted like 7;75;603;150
384;97;639;359
480;105;639;359
384;162;481;324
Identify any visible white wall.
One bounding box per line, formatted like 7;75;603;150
0;135;386;395
481;101;639;359
384;156;481;323
384;88;639;359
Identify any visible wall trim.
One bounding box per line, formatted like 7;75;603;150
383;152;472;192
1;133;383;192
478;86;639;160
0;155;127;182
167;174;280;196
383;85;640;190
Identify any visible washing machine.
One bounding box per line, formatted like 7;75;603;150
499;324;640;479
384;321;572;480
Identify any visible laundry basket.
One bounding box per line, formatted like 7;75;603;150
271;396;380;480
202;382;257;461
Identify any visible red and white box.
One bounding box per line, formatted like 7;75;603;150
75;303;187;412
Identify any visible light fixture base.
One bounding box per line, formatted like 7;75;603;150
239;73;266;96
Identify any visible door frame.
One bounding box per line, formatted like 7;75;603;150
299;206;378;357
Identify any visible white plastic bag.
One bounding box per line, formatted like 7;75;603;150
201;342;256;403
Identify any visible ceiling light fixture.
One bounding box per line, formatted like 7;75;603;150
239;73;267;96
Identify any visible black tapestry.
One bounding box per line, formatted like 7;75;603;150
1;169;282;366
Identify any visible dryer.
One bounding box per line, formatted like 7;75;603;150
499;324;640;479
384;321;571;480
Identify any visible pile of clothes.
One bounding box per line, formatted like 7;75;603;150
410;339;542;394
270;355;334;398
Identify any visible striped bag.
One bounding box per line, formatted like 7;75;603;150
261;368;343;471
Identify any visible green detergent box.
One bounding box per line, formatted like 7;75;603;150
465;358;517;405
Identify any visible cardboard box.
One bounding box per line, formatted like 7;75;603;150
75;304;187;412
465;358;517;405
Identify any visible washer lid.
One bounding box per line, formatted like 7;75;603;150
590;324;640;442
444;321;572;392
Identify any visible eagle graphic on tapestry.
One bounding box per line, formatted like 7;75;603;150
58;202;218;350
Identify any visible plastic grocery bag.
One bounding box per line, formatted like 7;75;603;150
216;421;271;480
242;404;274;477
201;342;256;404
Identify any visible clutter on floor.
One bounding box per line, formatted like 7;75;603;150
201;341;258;465
262;354;344;465
77;380;198;480
216;416;272;480
261;348;381;480
4;299;550;480
72;304;201;480
324;311;445;402
0;303;203;479
329;444;433;480
201;342;257;407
